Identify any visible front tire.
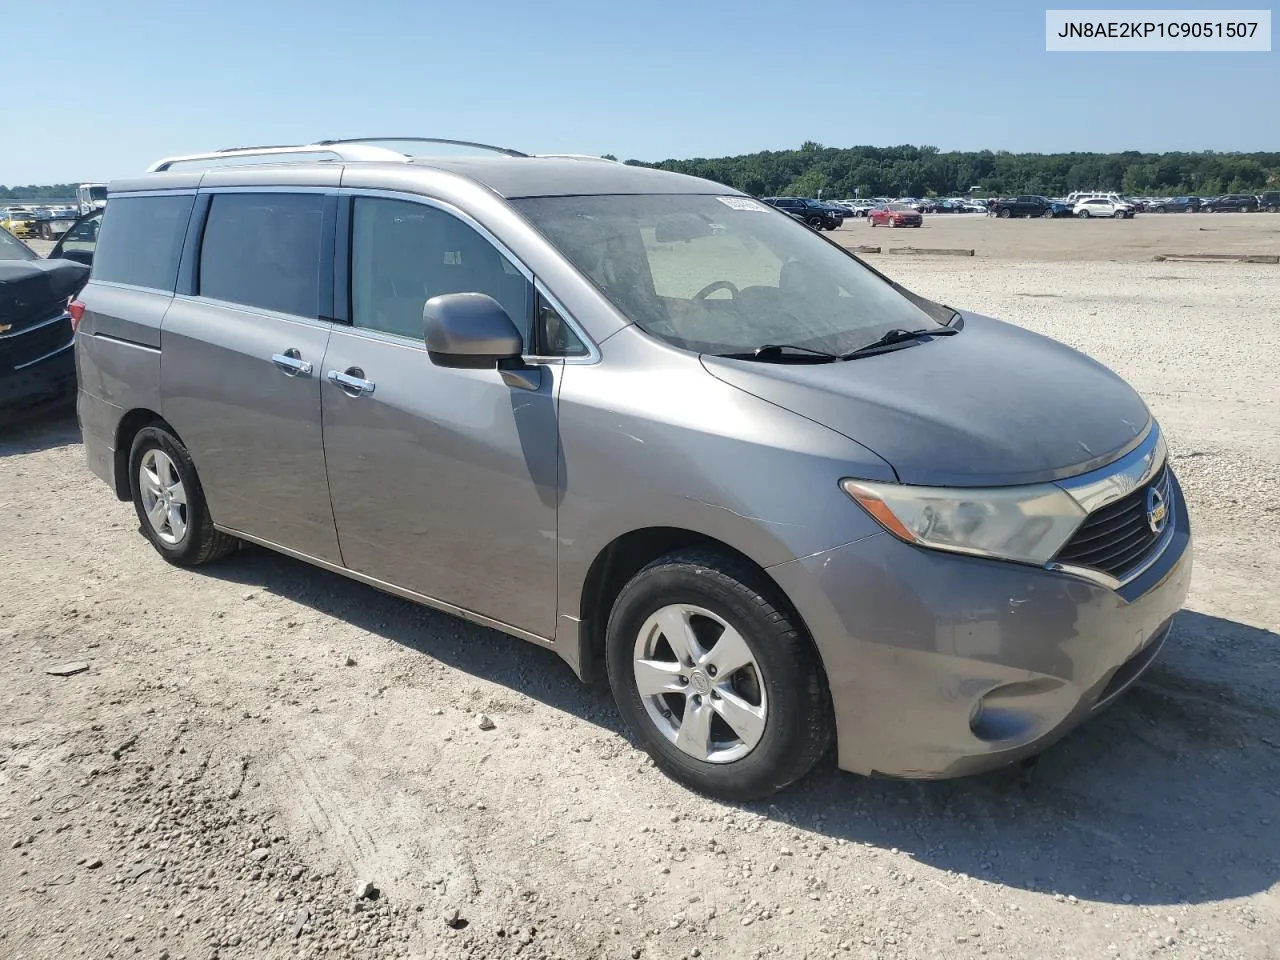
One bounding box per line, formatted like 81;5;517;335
605;550;833;801
129;426;239;567
1077;209;1091;218
998;208;1011;219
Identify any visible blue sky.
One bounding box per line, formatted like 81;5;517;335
4;0;1275;184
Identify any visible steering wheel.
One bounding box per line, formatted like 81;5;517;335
693;280;739;301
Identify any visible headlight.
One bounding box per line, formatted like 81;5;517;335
840;479;1087;565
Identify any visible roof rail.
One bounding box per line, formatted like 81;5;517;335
314;137;529;158
146;137;531;173
147;142;411;173
533;153;621;163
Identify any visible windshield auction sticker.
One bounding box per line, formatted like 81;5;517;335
716;197;769;211
1046;9;1271;50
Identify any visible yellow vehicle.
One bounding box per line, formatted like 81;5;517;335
0;207;38;239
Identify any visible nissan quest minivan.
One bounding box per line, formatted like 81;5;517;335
72;139;1191;800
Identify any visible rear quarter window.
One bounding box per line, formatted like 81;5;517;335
92;195;195;291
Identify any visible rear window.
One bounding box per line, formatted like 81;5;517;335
198;193;325;318
92;195;194;291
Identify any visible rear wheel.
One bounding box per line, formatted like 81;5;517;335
129;426;239;567
605;550;833;801
806;216;823;229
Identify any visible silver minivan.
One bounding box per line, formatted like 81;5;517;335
72;140;1191;800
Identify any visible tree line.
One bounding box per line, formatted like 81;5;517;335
7;144;1279;201
622;143;1280;199
0;183;79;201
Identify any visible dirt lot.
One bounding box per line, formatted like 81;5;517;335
832;210;1280;262
3;231;1279;960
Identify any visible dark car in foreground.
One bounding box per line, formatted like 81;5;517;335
73;140;1191;800
761;197;843;230
1257;192;1279;212
1;225;90;423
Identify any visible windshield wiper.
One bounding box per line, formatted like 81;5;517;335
715;343;840;362
839;326;958;360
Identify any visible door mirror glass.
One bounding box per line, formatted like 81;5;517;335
424;292;523;369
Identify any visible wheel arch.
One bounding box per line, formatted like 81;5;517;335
112;409;183;501
573;526;828;693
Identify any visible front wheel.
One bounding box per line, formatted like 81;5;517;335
1077;209;1091;218
129;426;239;567
605;550;833;801
1041;209;1054;219
998;208;1012;219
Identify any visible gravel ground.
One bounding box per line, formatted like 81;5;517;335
2;256;1278;960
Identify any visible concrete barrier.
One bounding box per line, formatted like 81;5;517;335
886;247;976;257
1153;253;1279;264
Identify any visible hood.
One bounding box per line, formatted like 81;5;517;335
0;258;90;326
700;312;1152;487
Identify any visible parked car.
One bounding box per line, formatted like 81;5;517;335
991;196;1057;219
1146;197;1201;213
0;208;38;239
839;200;875;217
74;140;1191;800
1202;194;1260;213
1074;198;1135;218
1;224;90;422
761;197;842;230
30;209;81;241
1259;192;1280;213
868;202;923;227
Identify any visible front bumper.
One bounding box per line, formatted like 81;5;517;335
769;470;1192;779
1;338;76;424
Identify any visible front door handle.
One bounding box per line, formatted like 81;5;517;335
271;349;313;377
327;368;376;396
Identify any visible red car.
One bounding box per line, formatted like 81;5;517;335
868;203;923;228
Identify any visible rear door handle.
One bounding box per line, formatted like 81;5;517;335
271;349;313;377
327;368;376;396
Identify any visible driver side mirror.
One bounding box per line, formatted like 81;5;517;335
424;293;523;369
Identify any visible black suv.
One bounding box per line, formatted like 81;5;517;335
1203;194;1260;213
991;195;1056;219
761;197;843;230
1259;192;1280;213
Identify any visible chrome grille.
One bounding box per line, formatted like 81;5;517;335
1054;464;1172;579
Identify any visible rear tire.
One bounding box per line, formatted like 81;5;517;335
605;549;833;801
129;426;239;567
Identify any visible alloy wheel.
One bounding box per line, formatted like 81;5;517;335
632;603;767;764
138;449;188;545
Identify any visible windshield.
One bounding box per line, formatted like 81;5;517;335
887;203;913;211
87;186;108;200
513;194;940;356
0;225;36;261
